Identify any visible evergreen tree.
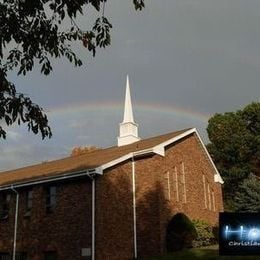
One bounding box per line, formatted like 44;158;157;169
232;173;260;212
207;102;260;210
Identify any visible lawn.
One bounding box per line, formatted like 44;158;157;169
144;245;260;259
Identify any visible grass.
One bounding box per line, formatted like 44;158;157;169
144;245;260;259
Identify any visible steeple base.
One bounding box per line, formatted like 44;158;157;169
117;76;140;146
117;135;140;146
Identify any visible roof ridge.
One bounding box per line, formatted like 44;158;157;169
0;128;193;186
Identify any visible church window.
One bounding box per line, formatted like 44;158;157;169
173;166;179;202
212;191;216;211
0;193;11;220
166;171;171;200
164;171;171;200
46;186;57;213
207;184;211;210
180;162;187;203
26;190;33;212
202;174;207;209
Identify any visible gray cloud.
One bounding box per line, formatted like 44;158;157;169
2;0;260;171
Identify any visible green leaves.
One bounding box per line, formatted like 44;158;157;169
0;0;145;140
0;71;52;140
133;0;145;11
93;16;112;48
232;173;260;212
207;102;260;210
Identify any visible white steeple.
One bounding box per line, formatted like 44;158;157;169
117;76;140;146
123;75;134;123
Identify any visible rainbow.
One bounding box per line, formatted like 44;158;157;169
47;101;210;123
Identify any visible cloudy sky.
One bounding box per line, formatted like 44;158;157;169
1;0;260;171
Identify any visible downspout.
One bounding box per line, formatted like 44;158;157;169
11;186;19;260
132;156;137;259
92;177;95;260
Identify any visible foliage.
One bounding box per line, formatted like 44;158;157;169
0;0;145;139
145;244;258;260
232;173;260;212
166;213;198;252
207;102;260;209
70;146;100;156
192;220;216;248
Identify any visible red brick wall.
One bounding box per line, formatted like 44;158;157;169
134;155;167;257
95;133;223;259
0;179;92;260
157;133;224;254
95;161;134;260
0;133;223;259
161;134;224;224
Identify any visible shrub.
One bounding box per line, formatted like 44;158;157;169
166;213;198;252
192;219;217;248
212;226;219;242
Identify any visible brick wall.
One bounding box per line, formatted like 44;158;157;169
0;133;223;260
95;161;134;260
96;133;223;258
133;133;224;256
0;178;92;260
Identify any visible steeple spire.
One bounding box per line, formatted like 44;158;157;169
117;76;140;146
123;75;134;123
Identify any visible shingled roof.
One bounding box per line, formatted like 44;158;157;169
0;128;192;188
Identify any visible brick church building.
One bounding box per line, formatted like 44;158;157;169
0;77;224;260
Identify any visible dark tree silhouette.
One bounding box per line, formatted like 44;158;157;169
0;0;145;139
207;102;260;210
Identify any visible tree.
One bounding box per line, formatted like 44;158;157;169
70;146;100;156
232;173;260;212
207;102;260;209
166;213;197;252
0;0;145;139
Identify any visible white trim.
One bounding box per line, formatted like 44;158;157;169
153;146;165;156
174;166;179;202
102;128;224;185
154;128;196;148
102;129;197;171
207;184;211;211
212;191;216;212
101;148;163;171
181;162;187;203
0;128;223;189
166;171;171;200
194;129;224;184
101;154;133;171
202;175;207;209
0;169;101;191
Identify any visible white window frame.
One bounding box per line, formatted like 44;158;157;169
207;183;211;211
181;162;187;203
166;171;171;200
202;174;207;209
212;191;216;212
173;166;179;202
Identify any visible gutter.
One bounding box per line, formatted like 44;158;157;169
0;168;102;191
130;149;161;259
0;169;101;260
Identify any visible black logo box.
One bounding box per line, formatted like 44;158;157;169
219;212;260;256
